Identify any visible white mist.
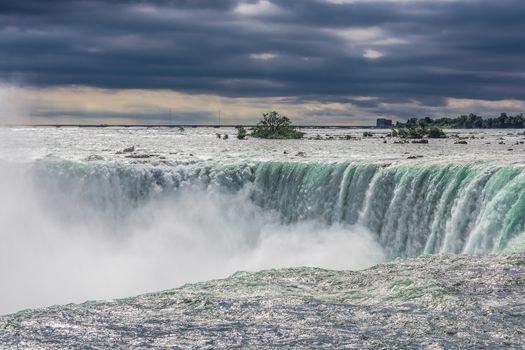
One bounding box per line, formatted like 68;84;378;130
0;162;385;314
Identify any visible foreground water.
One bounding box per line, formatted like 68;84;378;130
1;254;523;349
0;127;524;347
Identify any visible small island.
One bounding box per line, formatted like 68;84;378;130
248;111;304;139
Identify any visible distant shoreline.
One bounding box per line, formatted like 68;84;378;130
3;124;525;129
0;124;379;129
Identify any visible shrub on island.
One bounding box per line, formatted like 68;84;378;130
427;126;447;138
251;111;304;139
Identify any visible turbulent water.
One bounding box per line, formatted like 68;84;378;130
1;254;524;349
1;127;525;347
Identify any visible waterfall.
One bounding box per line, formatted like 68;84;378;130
25;160;525;258
252;162;525;257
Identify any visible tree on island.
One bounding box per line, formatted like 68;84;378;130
251;111;304;139
397;113;524;129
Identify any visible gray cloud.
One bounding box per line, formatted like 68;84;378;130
1;0;524;120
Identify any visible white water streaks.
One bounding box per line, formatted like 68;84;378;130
1;126;525;314
0;162;384;314
252;163;525;256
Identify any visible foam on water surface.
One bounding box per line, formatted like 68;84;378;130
1;254;523;349
2;126;525;166
1;127;525;347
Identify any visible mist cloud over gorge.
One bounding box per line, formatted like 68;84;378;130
0;0;524;122
0;162;384;314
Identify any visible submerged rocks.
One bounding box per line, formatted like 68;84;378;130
85;154;104;161
116;146;137;154
125;154;151;159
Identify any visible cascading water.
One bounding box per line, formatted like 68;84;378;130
30;160;525;258
3;158;525;313
2;127;524;348
253;162;525;257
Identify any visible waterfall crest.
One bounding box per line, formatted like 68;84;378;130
30;160;525;257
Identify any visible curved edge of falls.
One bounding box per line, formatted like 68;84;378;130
6;159;525;258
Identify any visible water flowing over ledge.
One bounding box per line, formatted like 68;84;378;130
2;159;525;314
253;162;525;257
28;160;525;258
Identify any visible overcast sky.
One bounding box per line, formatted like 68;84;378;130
1;0;524;125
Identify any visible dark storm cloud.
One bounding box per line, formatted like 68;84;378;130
1;0;525;113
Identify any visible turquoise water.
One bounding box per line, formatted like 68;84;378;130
253;162;525;256
31;160;525;258
1;126;525;347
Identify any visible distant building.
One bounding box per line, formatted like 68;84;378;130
376;118;393;128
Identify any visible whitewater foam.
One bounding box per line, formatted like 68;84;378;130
1;126;525;315
1;254;523;349
0;161;385;314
